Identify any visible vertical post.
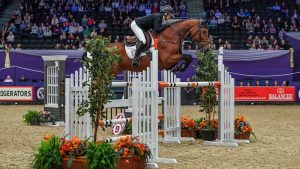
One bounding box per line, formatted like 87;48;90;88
230;76;235;140
151;47;159;161
65;78;70;140
175;77;181;140
217;47;224;142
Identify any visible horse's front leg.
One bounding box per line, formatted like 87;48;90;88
171;54;193;72
179;54;193;72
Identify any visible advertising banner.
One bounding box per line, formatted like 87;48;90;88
0;86;34;101
235;87;295;101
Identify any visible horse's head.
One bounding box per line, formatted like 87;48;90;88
190;20;210;52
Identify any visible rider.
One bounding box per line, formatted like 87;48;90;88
130;5;174;66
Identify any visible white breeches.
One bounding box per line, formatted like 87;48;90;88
130;20;146;44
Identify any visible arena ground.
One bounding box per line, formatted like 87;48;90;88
0;105;300;169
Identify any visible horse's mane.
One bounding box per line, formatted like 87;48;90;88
169;19;189;25
168;18;199;26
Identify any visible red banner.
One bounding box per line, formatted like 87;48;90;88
235;86;295;101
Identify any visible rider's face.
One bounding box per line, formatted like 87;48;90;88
165;14;172;20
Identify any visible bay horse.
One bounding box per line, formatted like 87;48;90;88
110;18;210;75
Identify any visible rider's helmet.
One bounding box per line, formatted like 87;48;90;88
160;5;174;16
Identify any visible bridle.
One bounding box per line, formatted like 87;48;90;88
168;20;211;48
190;22;211;49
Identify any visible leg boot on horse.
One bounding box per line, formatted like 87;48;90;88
170;54;193;72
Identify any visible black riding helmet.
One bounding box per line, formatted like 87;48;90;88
160;5;174;16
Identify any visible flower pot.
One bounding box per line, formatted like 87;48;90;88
194;129;202;139
234;133;250;140
181;128;195;137
61;157;87;169
202;129;216;141
116;157;146;169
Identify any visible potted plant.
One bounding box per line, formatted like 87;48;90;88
86;141;116;169
77;36;120;142
234;116;256;140
197;119;218;140
114;136;151;169
32;134;61;169
39;110;56;125
23;110;40;125
23;109;56;126
60;136;88;169
193;50;218;141
180;116;196;137
194;117;206;139
33;134;117;169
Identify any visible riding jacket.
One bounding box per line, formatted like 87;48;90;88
134;13;168;33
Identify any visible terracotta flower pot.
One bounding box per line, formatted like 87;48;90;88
181;128;195;137
116;157;146;169
61;157;87;169
234;133;250;140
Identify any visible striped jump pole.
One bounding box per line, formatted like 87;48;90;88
159;81;221;88
111;82;131;87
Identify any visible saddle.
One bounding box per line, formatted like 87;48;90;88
125;31;153;59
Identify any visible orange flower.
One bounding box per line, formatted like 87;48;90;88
43;134;52;141
98;121;105;127
60;142;71;154
241;126;248;133
70;136;81;149
158;114;164;121
158;130;165;137
240;116;246;122
199;121;207;129
181;116;195;128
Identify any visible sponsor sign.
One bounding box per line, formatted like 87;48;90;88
0;86;34;101
235;86;295;101
36;87;44;100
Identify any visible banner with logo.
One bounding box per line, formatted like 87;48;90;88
0;86;34;101
235;87;295;101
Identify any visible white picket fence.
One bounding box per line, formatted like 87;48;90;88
64;67;92;140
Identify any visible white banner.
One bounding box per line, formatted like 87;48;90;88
0;86;33;101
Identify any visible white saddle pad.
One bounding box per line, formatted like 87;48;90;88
125;34;154;59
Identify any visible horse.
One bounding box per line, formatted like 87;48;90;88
110;18;210;75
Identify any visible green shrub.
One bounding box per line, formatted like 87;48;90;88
23;110;40;125
32;135;61;169
86;142;116;169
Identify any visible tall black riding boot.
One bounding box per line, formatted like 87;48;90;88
132;41;144;67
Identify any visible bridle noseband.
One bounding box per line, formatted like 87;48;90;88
191;23;211;49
